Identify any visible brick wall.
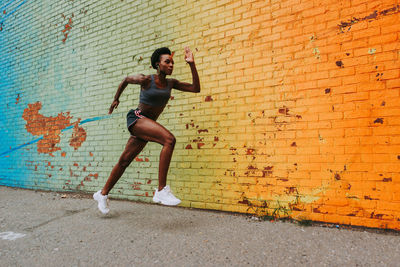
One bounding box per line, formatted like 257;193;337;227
1;0;400;230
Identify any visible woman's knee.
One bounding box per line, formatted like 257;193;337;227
164;134;176;147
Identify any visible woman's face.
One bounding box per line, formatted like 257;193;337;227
158;54;174;75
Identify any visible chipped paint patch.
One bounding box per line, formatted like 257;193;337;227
312;47;320;59
61;16;73;43
1;106;109;157
368;48;376;55
205;96;213;102
339;5;400;32
335;60;344;68
309;35;320;59
22;102;74;155
69;120;87;150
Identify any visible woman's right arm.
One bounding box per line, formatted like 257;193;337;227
109;74;148;114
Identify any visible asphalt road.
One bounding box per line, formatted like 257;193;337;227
1;186;400;266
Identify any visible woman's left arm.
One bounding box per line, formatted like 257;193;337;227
172;47;201;93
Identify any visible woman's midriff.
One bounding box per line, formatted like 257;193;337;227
137;102;165;121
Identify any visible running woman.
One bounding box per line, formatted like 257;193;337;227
93;47;200;214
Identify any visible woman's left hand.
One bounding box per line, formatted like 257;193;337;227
184;47;194;64
109;99;119;114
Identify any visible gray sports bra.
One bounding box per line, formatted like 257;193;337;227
139;75;172;107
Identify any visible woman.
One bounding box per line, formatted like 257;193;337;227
93;47;200;214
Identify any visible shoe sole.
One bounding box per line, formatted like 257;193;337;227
153;197;181;206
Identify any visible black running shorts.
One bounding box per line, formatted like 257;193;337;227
126;108;144;132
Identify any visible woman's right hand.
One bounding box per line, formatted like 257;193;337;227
109;99;119;114
184;47;194;64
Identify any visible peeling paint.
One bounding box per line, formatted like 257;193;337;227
22;102;74;155
338;5;400;32
205;96;213;102
368;48;376;55
61;17;73;43
70;120;87;150
335;60;344;68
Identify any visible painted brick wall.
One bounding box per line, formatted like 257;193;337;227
1;0;400;230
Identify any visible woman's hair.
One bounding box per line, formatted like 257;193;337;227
151;47;171;69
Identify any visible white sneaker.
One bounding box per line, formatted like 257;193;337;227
153;185;181;206
93;190;110;214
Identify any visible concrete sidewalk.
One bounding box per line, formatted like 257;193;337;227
1;186;399;267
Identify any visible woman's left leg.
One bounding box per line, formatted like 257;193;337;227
93;136;147;214
102;136;148;195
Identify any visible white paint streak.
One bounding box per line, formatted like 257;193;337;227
0;231;26;240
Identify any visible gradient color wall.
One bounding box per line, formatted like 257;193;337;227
1;0;400;230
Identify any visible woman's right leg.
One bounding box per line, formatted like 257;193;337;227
101;136;148;195
130;117;181;206
130;117;176;192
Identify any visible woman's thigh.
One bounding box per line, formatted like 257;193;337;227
131;117;174;145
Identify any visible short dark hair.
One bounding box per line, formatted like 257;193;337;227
151;47;171;69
